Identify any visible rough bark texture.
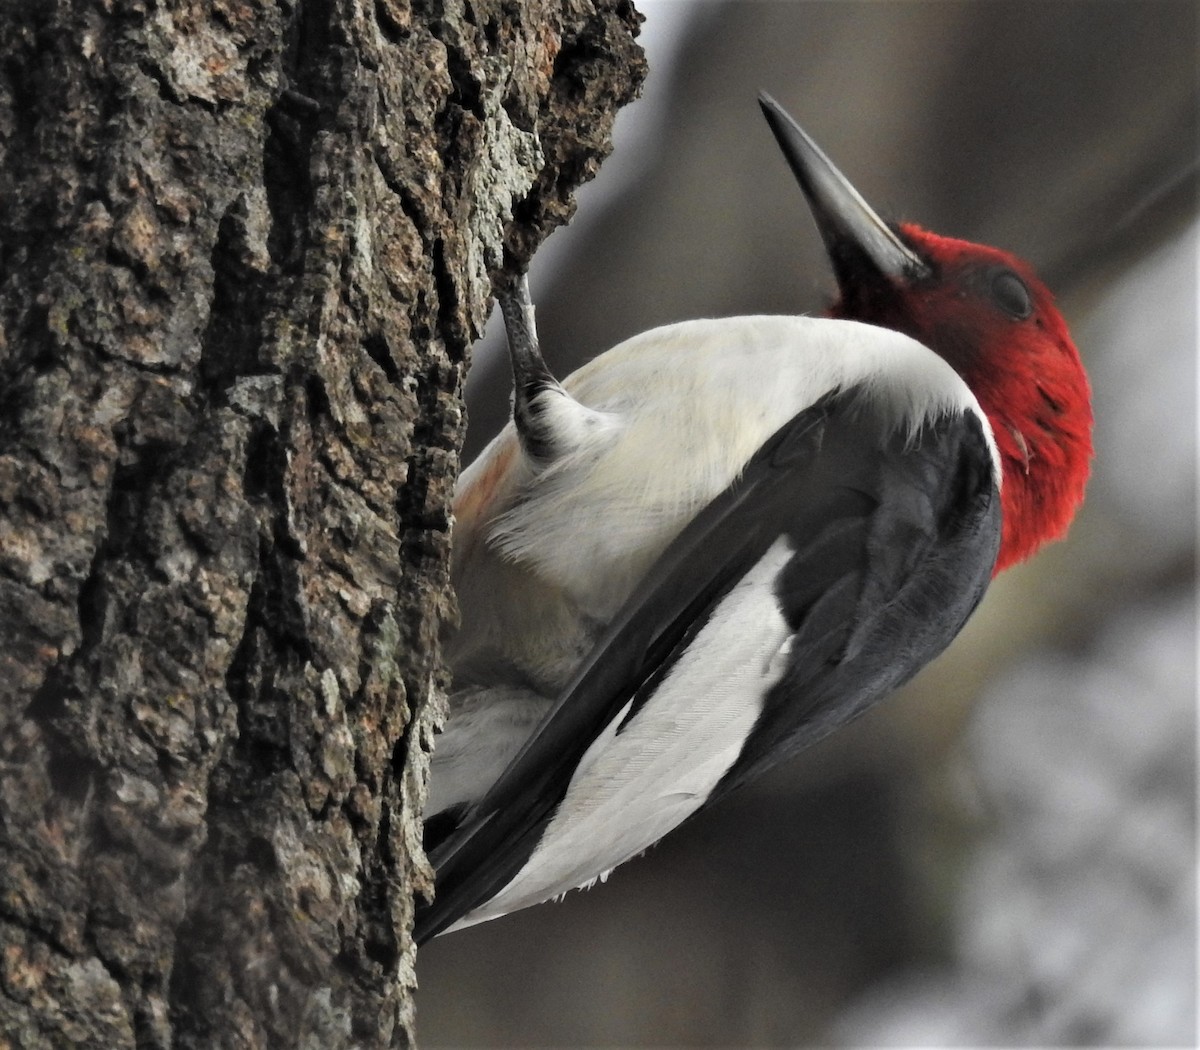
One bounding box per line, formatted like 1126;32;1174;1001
0;1;644;1047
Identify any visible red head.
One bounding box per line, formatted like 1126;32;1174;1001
831;225;1093;573
760;95;1093;574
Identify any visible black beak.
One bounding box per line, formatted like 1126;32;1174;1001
758;93;930;293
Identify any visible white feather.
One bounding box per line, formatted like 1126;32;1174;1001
494;318;991;612
426;685;553;819
448;316;995;704
447;538;798;931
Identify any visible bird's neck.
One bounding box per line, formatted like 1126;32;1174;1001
982;385;1092;575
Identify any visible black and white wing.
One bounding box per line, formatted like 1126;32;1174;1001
416;383;1000;943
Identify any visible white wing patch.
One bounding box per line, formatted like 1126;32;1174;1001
449;538;797;931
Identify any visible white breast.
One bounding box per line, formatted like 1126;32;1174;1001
486;319;987;588
448;315;995;705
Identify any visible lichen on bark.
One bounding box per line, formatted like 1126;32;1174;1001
0;1;645;1046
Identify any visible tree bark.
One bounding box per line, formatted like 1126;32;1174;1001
0;1;644;1046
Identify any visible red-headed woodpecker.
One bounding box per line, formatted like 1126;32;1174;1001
416;95;1093;942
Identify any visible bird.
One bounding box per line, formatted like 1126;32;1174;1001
415;94;1093;944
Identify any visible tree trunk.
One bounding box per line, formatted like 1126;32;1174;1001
0;1;644;1046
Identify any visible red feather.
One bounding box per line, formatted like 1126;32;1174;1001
831;223;1093;574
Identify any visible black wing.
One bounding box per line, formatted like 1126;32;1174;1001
416;386;999;943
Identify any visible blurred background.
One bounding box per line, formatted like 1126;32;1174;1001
418;1;1197;1044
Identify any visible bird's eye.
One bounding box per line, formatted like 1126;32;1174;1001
991;270;1033;320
